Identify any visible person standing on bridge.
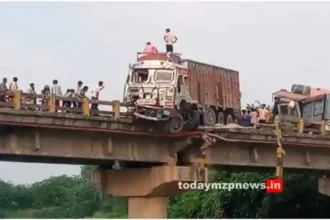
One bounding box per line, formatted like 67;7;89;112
249;108;258;128
258;104;269;124
241;110;251;127
9;77;19;92
164;28;177;53
73;81;83;108
51;80;63;112
40;85;50;108
91;81;105;115
0;78;8;103
8;77;19;103
78;86;88;109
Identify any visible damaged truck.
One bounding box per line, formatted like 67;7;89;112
123;52;241;133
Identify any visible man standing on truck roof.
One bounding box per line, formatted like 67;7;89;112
164;28;177;53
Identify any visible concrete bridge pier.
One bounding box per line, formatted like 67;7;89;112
128;197;168;218
91;165;208;218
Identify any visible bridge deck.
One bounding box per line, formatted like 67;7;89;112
0;92;329;172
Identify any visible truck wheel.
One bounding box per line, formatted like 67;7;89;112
217;112;224;124
185;110;200;131
203;108;216;126
165;115;184;133
226;114;234;124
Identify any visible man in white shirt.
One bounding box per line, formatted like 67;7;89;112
75;81;83;96
164;28;178;53
8;77;19;102
91;81;105;115
73;81;83;108
51;79;63;112
9;77;18;91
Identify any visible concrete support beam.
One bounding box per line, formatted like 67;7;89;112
128;197;168;218
0;127;180;164
92;165;208;197
91;165;209;218
181;141;330;171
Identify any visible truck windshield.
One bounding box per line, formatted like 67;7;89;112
154;70;174;83
132;69;149;83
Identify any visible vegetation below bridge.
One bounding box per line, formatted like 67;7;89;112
1;166;330;218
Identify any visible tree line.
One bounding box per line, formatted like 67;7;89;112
1;166;330;218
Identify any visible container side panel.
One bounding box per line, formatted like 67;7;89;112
185;60;241;110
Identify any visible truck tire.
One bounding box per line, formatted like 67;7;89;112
203;108;216;126
226;114;234;124
185;110;200;131
217;112;224;124
165;114;184;133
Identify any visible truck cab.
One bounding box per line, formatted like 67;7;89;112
123;52;202;133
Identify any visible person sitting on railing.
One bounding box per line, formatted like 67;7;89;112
144;42;158;54
63;89;74;108
0;78;8;103
91;81;105;115
73;81;83;108
24;83;37;109
51;79;63;112
41;85;50;105
78;86;88;109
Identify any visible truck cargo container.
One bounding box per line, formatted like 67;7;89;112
183;59;241;123
123;52;241;133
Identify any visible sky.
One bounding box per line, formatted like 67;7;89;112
1;1;330;184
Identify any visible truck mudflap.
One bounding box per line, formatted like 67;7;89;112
133;111;169;121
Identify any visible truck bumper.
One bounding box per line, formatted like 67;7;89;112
133;112;169;121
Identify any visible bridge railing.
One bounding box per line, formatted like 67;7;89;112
0;91;130;118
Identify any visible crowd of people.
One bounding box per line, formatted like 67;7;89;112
240;104;272;127
0;77;105;112
143;28;178;54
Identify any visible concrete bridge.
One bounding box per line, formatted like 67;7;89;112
1;92;330;218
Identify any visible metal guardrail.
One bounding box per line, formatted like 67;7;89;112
0;91;130;118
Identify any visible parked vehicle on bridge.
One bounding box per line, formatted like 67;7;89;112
123;52;241;133
273;84;330;131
